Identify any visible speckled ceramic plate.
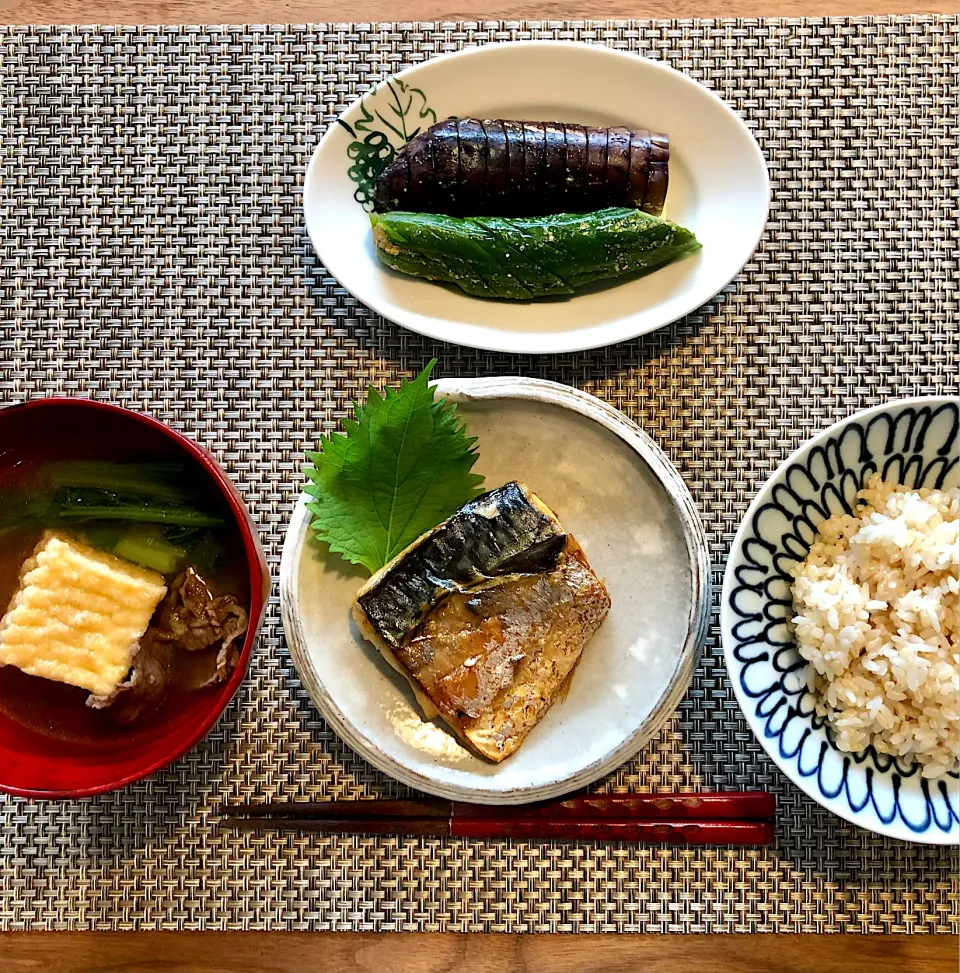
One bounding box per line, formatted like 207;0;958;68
280;377;710;803
303;41;770;355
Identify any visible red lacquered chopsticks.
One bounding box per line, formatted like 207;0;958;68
222;792;775;846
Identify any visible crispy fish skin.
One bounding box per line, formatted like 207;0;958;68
355;481;566;650
352;484;611;762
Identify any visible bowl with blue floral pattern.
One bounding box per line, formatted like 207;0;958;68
721;397;959;844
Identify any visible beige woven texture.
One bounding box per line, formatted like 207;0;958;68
0;17;957;932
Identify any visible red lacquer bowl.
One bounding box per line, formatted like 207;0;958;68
0;398;270;798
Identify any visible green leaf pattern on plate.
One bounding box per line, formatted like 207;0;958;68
339;77;437;211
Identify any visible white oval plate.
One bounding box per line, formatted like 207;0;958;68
303;41;770;355
281;378;710;803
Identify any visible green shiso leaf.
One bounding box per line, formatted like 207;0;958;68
303;361;485;574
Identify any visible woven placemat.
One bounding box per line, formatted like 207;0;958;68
0;16;957;933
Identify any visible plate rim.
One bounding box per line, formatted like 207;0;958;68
280;376;712;804
302;40;771;355
719;395;960;845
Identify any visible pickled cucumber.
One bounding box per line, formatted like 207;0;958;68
370;207;700;300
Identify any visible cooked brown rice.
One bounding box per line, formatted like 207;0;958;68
790;474;959;778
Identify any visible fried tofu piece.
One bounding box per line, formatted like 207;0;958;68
0;532;167;697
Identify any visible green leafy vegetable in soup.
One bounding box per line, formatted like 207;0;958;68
0;459;226;572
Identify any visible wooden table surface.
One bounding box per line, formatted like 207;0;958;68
1;2;957;972
0;0;955;22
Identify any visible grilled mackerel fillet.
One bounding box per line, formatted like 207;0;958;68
352;482;611;762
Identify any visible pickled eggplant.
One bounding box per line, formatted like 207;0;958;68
374;118;670;217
